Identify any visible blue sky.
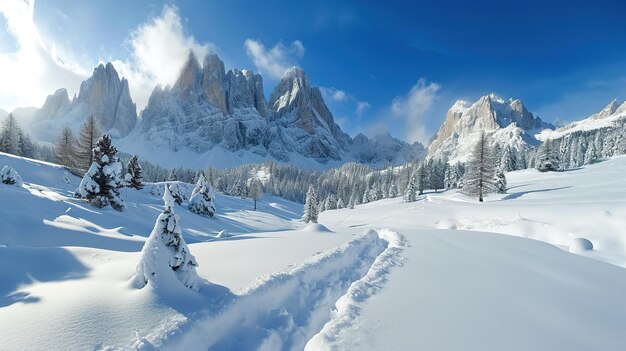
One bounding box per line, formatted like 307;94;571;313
2;0;626;144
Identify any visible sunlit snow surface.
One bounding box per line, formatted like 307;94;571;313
1;151;626;350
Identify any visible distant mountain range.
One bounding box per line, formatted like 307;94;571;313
9;52;626;171
27;52;423;168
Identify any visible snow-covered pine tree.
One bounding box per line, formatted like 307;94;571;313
125;155;144;190
500;146;517;172
302;185;319;223
77;115;103;170
56;127;77;168
536;140;559;172
168;183;186;205
405;171;417;202
462;131;498;202
0;114;22;155
1;166;22;186
188;174;216;217
388;182;398;198
416;163;428;195
495;171;507;194
336;197;345;209
133;185;199;290
248;178;263;211
74;134;125;210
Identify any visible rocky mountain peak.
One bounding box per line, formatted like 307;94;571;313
174;51;203;95
427;94;554;164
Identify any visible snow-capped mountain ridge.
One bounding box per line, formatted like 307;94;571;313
30;63;138;141
123;51;422;168
427;94;554;165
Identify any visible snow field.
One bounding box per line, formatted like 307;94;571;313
158;229;406;350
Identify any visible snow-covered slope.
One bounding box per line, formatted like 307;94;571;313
428;94;553;166
534;100;626;169
2;152;626;350
29;63;138;141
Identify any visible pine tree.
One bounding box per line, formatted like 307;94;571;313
74;134;125;210
388;183;398;198
77;115;103;170
336;197;345;209
188;174;216;217
302;185;319;223
536;140;559;172
462;132;498;202
416;163;428;195
248;178;263;211
56;127;77;168
0;114;22;155
168;183;186;205
495;171;507;194
125;155;144;190
133;185;199;290
405;171;417;202
500;146;517;172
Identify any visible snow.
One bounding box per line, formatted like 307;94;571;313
537;111;626;141
569;237;594;253
2;150;626;350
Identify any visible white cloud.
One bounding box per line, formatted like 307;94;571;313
112;5;216;109
0;0;88;111
355;101;370;116
390;79;441;144
320;87;348;102
244;39;305;79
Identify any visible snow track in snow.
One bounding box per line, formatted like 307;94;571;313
145;229;406;351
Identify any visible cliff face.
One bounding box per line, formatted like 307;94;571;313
427;94;554;166
31;63;138;141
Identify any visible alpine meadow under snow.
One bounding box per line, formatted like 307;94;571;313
2;2;626;350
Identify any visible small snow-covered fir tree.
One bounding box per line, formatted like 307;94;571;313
536;140;559;172
125;155;144;190
188;174;216;217
168;183;186;205
0;114;22;155
405;172;417;202
74;134;125;210
1;166;22;186
302;185;319;223
495;170;507;194
248;178;263;211
336;197;345;209
133;185;199;290
462;132;498;202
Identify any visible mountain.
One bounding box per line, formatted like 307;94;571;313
120;52;423;169
30;63;138;142
427;94;553;167
535;99;626;169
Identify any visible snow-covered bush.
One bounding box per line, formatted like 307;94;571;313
188;174;216;217
1;166;22;186
74;134;125;210
133;186;199;290
168;183;186;205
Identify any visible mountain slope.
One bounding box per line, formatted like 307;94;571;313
427;94;553;167
535;99;626;169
